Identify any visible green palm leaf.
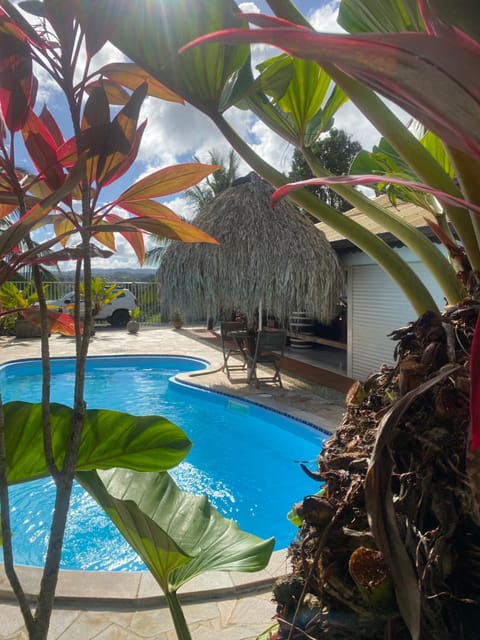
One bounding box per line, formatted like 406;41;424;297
89;0;249;109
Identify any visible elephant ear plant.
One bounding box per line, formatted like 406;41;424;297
77;469;274;640
0;3;274;640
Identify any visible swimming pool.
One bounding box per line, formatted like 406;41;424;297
0;355;326;571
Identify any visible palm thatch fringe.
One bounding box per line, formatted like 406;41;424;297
158;172;344;325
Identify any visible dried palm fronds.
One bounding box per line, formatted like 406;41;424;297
158;172;344;324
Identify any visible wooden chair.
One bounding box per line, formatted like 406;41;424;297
247;329;287;388
220;320;248;379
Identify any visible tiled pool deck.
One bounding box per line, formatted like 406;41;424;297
0;325;347;639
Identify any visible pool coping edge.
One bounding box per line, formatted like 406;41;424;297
0;549;288;608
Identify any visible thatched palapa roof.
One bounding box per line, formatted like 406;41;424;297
158;172;344;325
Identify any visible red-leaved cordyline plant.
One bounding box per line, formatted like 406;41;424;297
0;2;220;638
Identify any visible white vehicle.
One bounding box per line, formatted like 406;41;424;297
46;289;139;327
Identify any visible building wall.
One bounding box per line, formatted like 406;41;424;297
342;247;447;380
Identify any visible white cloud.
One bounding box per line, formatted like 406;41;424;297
250;119;293;174
90;41;127;73
138;100;225;166
310;1;343;33
238;2;261;13
334;97;410;151
166;194;198;221
34;65;60;105
334;102;381;151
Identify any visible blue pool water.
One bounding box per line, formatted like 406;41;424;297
0;355;326;571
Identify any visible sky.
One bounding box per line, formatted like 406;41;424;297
20;0;407;272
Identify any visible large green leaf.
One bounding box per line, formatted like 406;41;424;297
338;0;480;41
350;131;453;211
338;0;423;33
275;57;333;136
77;468;275;593
310;84;349;143
417;130;454;180
4;402;191;484
78;0;250;109
251;54;347;146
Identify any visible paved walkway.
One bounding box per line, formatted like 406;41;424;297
0;325;347;639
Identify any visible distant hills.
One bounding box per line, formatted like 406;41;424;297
59;268;157;283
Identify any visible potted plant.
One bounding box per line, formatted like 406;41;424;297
0;282;42;338
171;309;184;330
127;307;141;334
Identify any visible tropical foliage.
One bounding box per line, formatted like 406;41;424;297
78;276;122;315
289;128;362;211
79;0;480;637
186;148;241;211
0;281;40;333
91;0;464;318
78;468;274;640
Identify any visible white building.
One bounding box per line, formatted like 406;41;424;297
315;196;447;381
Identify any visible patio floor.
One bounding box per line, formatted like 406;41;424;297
0;325;349;640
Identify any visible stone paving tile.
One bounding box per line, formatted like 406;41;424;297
227;591;276;626
43;609;82;639
183;596;275;640
182;600;225;629
177;571;236;597
57;570;141;601
54;610;122;640
0;603;28;638
129;607;174;637
0;631;27;640
261;550;289;580
92;622;140;640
